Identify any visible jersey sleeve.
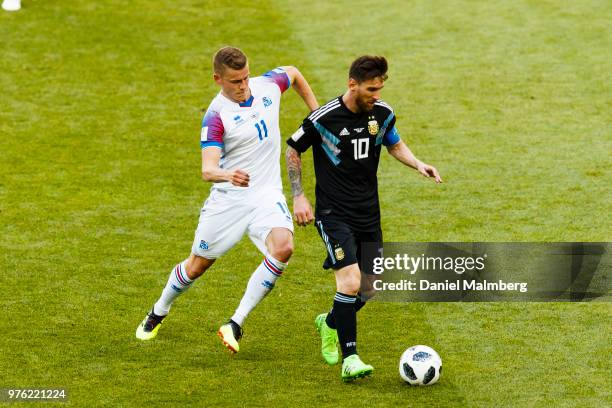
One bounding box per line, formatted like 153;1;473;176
200;109;224;149
262;67;291;93
375;103;400;146
383;125;401;146
286;117;320;153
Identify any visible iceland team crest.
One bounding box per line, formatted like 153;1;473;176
262;96;272;107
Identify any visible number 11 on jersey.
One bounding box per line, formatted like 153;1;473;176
255;119;268;141
351;138;369;159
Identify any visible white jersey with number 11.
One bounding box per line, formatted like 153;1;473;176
199;67;291;196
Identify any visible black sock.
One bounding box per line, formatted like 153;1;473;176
332;292;357;358
354;294;367;312
326;292;366;329
325;308;336;329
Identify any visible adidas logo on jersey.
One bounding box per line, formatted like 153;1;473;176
339;128;350;136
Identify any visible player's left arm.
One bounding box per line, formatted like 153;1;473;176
387;138;443;183
281;66;319;112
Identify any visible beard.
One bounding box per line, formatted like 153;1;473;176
355;96;375;113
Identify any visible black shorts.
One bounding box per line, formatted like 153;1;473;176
315;216;382;271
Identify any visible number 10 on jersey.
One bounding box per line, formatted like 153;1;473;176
351;138;369;159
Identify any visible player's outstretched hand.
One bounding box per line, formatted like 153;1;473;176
293;194;314;226
417;162;443;183
229;169;250;187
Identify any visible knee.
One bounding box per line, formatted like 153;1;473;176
360;287;376;301
360;276;377;300
185;263;204;280
270;240;293;263
338;275;361;296
185;256;213;280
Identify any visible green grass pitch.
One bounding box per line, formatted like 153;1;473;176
1;1;610;406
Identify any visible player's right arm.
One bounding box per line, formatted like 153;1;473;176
200;105;249;186
285;145;313;225
286;117;322;226
201;148;249;187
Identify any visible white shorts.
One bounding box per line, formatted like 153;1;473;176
191;188;294;259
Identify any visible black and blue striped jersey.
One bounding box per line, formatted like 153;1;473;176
287;96;400;230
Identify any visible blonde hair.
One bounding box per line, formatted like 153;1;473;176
213;46;248;74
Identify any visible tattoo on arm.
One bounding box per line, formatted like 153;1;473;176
286;146;304;197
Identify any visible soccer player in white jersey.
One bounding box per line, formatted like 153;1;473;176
136;46;319;353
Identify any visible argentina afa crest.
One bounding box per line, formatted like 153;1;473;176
367;116;379;135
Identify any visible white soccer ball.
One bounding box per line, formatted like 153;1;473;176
399;345;442;386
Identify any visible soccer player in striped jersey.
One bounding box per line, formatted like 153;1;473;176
286;55;442;381
136;47;318;353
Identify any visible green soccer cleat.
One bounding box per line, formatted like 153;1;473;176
315;313;339;365
341;354;373;382
135;309;166;341
217;320;242;353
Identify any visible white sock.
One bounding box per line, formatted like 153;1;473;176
231;255;287;327
153;260;194;316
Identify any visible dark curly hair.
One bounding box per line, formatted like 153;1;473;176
349;55;388;83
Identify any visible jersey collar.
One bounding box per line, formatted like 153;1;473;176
338;95;363;116
238;94;254;107
218;90;255;108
